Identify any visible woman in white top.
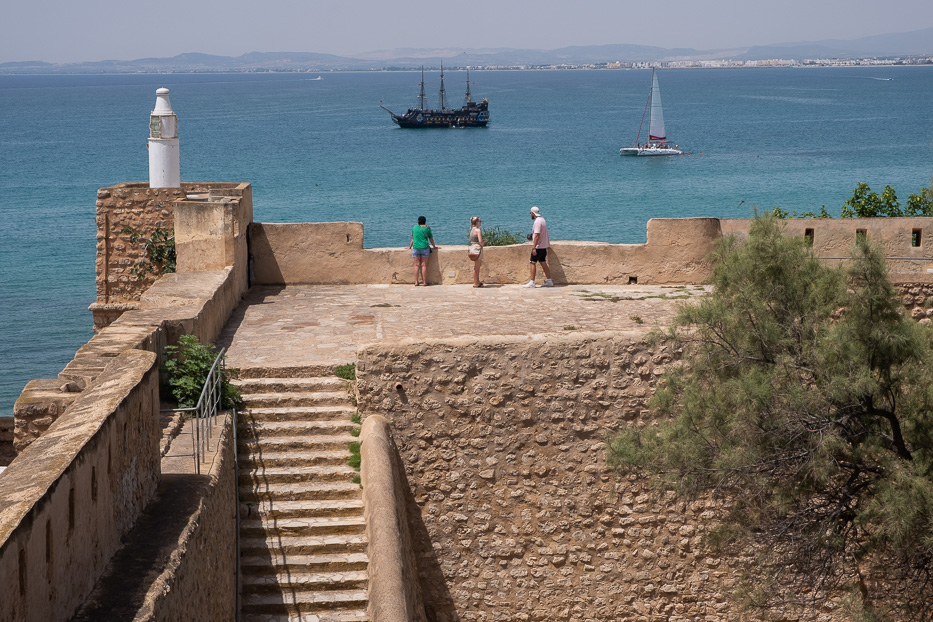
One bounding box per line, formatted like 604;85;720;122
468;216;485;288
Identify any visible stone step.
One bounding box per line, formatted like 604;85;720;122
240;449;351;469
240;499;364;520
235;377;350;395
240;480;362;503
241;570;368;594
239;464;358;486
238;434;357;454
240;590;368;616
241;516;365;539
240;552;369;576
240;406;357;423
238;420;358;438
240;533;367;557
240;391;354;409
240;610;368;622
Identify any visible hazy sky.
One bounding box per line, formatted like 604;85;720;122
3;0;933;63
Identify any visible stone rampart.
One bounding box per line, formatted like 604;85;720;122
249;218;722;286
361;415;428;622
355;333;842;621
722;216;933;282
92;182;251;330
250;217;933;287
14;267;242;453
131;420;237;622
0;349;160;622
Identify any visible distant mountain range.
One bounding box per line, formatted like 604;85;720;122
3;27;932;73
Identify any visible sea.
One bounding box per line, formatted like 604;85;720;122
2;66;933;417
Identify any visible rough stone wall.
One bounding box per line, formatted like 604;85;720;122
0;350;161;622
14;268;241;454
898;282;933;322
0;417;14;466
93;181;251;330
356;333;842;622
136;421;237;622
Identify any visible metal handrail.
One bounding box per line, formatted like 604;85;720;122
160;347;227;474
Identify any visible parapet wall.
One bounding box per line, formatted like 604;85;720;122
355;332;850;621
0;350;161;622
132;421;237;622
249;218;722;286
250;217;933;286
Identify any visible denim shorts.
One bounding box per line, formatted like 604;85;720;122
412;248;430;258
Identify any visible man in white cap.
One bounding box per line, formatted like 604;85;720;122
524;206;553;287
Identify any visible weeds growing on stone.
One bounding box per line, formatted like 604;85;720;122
335;363;356;380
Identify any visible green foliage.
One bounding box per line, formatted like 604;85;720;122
608;214;933;617
121;226;176;278
335;363;356;380
163;335;241;409
841;180;933;218
481;226;525;246
348;441;361;470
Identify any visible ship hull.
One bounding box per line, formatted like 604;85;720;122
392;102;489;128
620;146;684;156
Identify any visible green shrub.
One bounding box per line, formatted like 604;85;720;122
481;226;525;246
335;363;356;380
163;335;241;409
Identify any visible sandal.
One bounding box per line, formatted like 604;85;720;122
473;283;484;288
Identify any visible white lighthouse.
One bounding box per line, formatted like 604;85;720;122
148;87;180;188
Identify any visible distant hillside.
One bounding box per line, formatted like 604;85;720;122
2;27;931;73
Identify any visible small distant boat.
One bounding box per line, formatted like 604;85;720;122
620;68;684;157
381;65;489;129
311;76;323;81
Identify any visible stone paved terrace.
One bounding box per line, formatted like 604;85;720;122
218;283;710;371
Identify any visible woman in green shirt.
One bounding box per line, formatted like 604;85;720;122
408;215;438;285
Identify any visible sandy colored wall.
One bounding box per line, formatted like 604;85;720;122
134;420;237;622
251;217;933;287
721;217;933;280
356;333;853;622
92;182;252;330
249;218;723;286
0;349;160;622
14;267;243;453
361;415;428;622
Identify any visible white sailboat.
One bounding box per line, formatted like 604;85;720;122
620;68;684;157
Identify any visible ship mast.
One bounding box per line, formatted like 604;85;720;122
438;62;447;110
418;66;426;110
464;69;473;105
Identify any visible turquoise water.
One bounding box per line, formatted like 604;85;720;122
1;67;932;416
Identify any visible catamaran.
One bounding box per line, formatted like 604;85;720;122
620;68;684;157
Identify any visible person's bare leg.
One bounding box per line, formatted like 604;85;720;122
541;261;551;280
529;261;536;283
419;257;428;285
473;258;482;286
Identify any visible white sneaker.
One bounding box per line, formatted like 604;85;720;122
523;280;536;288
543;279;554;287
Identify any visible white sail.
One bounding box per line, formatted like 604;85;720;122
647;69;666;142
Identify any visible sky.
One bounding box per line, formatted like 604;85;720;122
3;0;933;64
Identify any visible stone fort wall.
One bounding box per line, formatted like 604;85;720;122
91;182;251;330
356;332;855;622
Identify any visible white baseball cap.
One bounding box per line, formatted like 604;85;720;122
530;206;541;216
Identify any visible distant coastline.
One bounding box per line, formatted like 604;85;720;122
2;56;933;76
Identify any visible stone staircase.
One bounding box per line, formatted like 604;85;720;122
236;375;368;622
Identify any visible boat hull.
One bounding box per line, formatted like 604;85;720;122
620;146;684;156
392;100;489;129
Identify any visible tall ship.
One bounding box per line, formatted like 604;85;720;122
620;68;684;156
382;65;489;128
